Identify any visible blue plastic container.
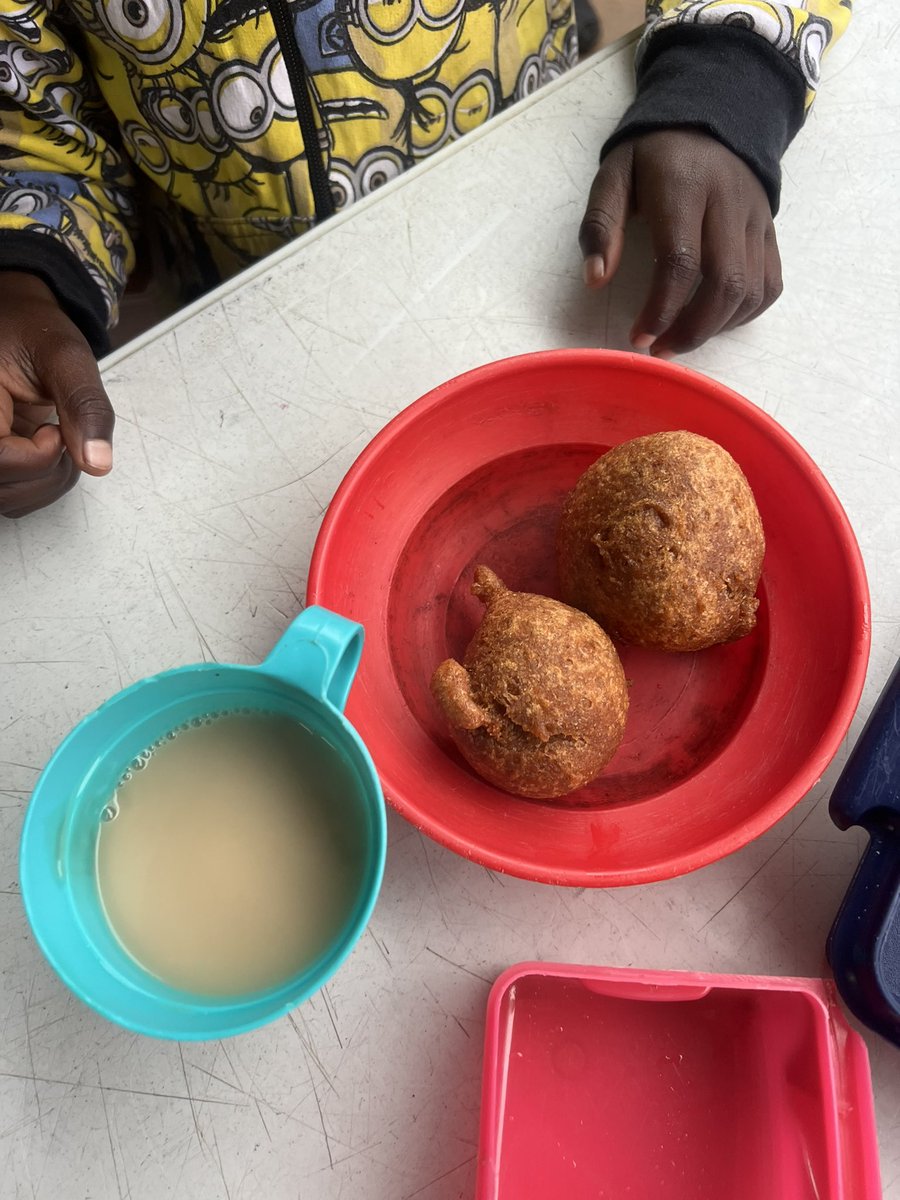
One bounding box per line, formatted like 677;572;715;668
19;607;386;1041
829;657;900;1046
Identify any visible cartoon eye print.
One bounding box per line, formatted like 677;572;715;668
1;2;42;45
514;56;542;101
0;51;27;105
104;0;168;39
195;99;225;151
411;71;494;157
0;186;52;216
350;0;465;45
209;42;294;144
266;48;294;116
512;32;577;102
451;73;494;134
94;0;199;67
211;66;273;141
563;25;578;69
544;26;579;79
142;88;198;141
798;17;828;86
121;119;172;174
0;43;68;103
354;0;417;44
42;83;98;148
138;83;230;156
358;147;405;192
259;41;295;119
329;161;356;210
545;0;572;23
329;147;406;208
416;0;466;31
410;87;450;155
26;219;61;235
95;182;136;220
540;42;566;82
684;1;792;53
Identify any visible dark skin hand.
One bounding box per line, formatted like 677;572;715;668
2;135;774;514
0;272;114;518
580;130;784;358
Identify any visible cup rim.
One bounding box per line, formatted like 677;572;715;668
19;664;387;1040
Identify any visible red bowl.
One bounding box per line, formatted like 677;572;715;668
308;351;870;886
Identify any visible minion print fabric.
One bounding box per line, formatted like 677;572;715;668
0;0;850;328
643;1;853;107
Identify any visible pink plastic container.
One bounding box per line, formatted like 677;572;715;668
476;963;880;1200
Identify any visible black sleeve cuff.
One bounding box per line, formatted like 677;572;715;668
0;230;110;357
602;25;807;214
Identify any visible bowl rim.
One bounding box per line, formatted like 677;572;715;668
308;349;872;886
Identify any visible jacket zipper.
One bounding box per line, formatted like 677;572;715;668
268;0;336;223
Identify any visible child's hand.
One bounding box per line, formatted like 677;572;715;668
579;130;783;358
0;273;114;518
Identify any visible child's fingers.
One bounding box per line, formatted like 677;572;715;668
11;403;57;439
723;223;783;332
579;143;633;290
0;274;113;515
723;226;766;333
0;424;65;485
744;227;783;327
630;191;704;351
649;202;748;358
0;452;80;519
33;336;115;476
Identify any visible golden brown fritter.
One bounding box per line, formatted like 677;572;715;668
431;567;628;799
558;431;764;652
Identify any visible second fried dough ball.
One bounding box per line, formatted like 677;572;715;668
430;567;628;799
558;431;765;652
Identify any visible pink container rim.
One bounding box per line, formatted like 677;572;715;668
476;962;881;1200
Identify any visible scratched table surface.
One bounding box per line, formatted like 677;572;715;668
2;8;900;1199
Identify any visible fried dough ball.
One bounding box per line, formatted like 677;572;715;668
430;567;628;799
558;431;764;652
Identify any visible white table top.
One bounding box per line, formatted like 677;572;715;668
3;8;899;1197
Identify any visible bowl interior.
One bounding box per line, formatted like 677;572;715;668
309;351;869;885
389;442;769;808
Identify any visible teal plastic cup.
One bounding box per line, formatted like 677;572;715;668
19;607;386;1041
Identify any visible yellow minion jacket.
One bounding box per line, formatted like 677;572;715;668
0;1;851;342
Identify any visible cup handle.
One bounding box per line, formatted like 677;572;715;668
263;607;364;712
